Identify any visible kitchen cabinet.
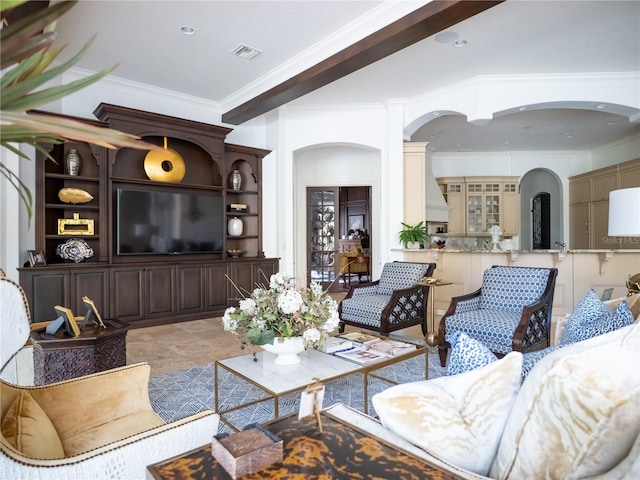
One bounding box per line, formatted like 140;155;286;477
437;178;465;235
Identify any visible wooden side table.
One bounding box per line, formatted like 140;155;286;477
31;319;129;385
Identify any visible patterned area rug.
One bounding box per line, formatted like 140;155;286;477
149;347;446;433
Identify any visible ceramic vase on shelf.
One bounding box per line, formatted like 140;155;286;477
231;169;242;190
64;149;82;176
227;217;243;236
261;336;305;365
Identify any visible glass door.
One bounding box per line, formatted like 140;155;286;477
307;188;338;288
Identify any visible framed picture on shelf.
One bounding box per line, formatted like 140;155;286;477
27;250;47;267
348;214;364;232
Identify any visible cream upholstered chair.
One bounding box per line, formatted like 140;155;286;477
0;275;219;480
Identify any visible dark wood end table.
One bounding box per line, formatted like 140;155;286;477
31;319;129;385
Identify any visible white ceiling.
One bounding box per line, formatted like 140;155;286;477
52;0;640;152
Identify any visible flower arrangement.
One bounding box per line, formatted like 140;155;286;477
222;273;340;349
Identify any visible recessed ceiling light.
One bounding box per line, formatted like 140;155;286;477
231;43;262;60
518;106;527;111
504;141;511;145
453;40;468;48
608;121;617;125
180;26;195;35
435;31;459;43
596;104;607;109
459;148;472;152
433;112;440;116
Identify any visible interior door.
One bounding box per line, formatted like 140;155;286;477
307;188;338;289
532;192;551;249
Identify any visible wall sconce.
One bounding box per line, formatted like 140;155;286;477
608;187;640;237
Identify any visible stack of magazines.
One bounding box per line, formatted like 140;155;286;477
321;332;416;364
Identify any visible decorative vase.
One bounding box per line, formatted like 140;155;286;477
64;149;82;176
231;169;242;190
227;217;243;236
261;336;305;365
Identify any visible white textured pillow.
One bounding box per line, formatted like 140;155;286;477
372;352;522;476
491;321;640;479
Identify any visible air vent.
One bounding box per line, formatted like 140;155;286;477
231;44;262;60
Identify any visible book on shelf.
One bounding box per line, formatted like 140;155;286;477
338;332;380;346
321;337;354;354
334;347;387;364
368;339;416;357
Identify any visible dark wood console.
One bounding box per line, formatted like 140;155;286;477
19;105;278;327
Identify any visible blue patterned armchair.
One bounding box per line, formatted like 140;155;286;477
338;261;436;336
438;265;558;367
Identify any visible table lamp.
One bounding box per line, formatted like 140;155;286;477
608;187;640;237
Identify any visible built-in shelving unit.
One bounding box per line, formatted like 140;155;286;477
19;105;278;326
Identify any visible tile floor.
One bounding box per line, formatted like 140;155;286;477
127;316;428;375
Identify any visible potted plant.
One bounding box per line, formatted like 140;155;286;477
398;221;428;249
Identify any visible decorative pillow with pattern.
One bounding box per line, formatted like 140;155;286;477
560;289;608;345
491;321;640;479
562;291;635;345
447;331;497;376
372;352;523;476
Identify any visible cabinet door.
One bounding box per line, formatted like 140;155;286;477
177;265;205;315
229;262;254;303
569;176;591;204
72;269;109;319
146;266;176;318
591;168;617;202
466;191;483;234
447;192;465;235
111;268;144;321
253;259;278;287
502;191;519;236
617;160;640;189
205;264;229;311
484;193;501;231
22;270;70;323
569;204;590;249
591;201;613;249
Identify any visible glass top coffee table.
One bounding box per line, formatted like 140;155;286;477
215;337;428;431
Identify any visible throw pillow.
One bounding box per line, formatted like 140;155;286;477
490;322;640;479
1;391;65;459
372;351;523;476
446;331;497;375
560;289;608;345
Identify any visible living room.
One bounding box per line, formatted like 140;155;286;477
1;1;639;478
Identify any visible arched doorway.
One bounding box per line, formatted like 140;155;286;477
520;169;563;250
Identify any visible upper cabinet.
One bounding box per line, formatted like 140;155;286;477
569;158;640;250
437;176;519;237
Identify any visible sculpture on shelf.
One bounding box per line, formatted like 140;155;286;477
488;225;502;251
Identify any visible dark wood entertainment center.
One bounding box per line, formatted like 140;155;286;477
19;104;278;328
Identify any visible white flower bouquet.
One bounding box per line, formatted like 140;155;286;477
222;273;340;349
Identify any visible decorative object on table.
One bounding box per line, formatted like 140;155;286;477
299;378;325;432
227;249;244;258
52;305;81;337
488;224;502;251
398;221;428;249
227;217;243;236
57;212;94;235
58;187;93;204
222;272;340;363
64;148;82;176
211;424;283;479
82;296;106;328
627;273;640;296
143;136;186;183
56;238;94;263
230;169;242;190
260;336;306;365
27;249;46;267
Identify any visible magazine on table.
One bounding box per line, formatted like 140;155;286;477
334;346;387;364
338;331;380;346
368;339;416;357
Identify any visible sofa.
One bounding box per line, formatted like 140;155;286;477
327;294;640;479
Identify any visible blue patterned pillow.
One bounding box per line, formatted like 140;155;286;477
561;290;634;345
447;331;497;376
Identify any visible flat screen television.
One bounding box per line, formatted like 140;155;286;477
116;187;224;255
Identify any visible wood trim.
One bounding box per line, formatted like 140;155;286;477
222;0;503;125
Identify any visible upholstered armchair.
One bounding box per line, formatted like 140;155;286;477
0;275;219;480
338;261;436;336
438;265;558;367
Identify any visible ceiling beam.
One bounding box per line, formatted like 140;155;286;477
222;0;504;125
